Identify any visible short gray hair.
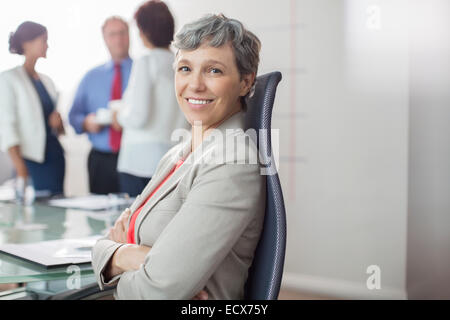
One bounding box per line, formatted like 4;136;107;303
173;14;261;78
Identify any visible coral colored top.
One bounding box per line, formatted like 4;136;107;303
127;159;184;244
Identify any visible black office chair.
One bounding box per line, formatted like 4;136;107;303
48;72;286;300
243;71;286;300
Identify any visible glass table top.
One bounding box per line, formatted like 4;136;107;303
0;201;121;284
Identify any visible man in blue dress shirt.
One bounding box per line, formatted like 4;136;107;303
69;17;132;194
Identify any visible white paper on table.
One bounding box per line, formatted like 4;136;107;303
0;185;37;202
0;236;102;268
47;195;133;211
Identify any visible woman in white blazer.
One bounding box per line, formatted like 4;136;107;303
0;21;65;196
111;1;187;196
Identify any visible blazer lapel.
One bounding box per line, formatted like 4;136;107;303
132;111;246;244
39;75;59;105
132;137;192;243
17;66;46;120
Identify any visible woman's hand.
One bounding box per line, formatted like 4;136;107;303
192;290;209;300
105;244;151;280
111;110;122;132
105;209;209;299
48;111;65;135
105;243;209;300
83;113;103;133
109;208;132;244
118;244;151;271
8;146;28;179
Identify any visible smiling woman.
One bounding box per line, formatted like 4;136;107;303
175;44;246;128
91;14;265;300
173;14;261;130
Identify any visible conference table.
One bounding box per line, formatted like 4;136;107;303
0;199;122;300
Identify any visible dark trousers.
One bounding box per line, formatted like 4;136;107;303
119;172;151;197
87;149;120;195
24;136;65;196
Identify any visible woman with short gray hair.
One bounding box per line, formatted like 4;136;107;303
174;13;261;109
92;14;266;300
174;14;261;75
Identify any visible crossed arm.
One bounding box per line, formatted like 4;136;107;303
104;209;150;281
93;162;264;299
102;209;208;300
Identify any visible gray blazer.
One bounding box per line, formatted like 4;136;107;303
91;111;266;299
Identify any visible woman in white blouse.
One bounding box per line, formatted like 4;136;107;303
111;0;187;196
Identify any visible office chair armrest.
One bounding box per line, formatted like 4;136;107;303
47;282;116;300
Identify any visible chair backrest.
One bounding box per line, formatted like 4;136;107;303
243;72;287;300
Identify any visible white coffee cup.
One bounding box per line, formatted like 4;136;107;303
96;108;112;125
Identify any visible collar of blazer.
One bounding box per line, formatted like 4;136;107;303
15;65;58;105
128;110;246;243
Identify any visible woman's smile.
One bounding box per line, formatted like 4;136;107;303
185;97;215;110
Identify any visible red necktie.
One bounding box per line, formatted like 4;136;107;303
109;63;122;153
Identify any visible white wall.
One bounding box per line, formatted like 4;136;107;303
407;0;450;299
274;0;408;299
0;0;413;299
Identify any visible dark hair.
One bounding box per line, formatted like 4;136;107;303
9;21;47;55
134;0;174;48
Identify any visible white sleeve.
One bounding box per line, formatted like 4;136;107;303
0;74;20;151
117;56;153;129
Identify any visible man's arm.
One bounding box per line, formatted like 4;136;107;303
68;76;90;134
